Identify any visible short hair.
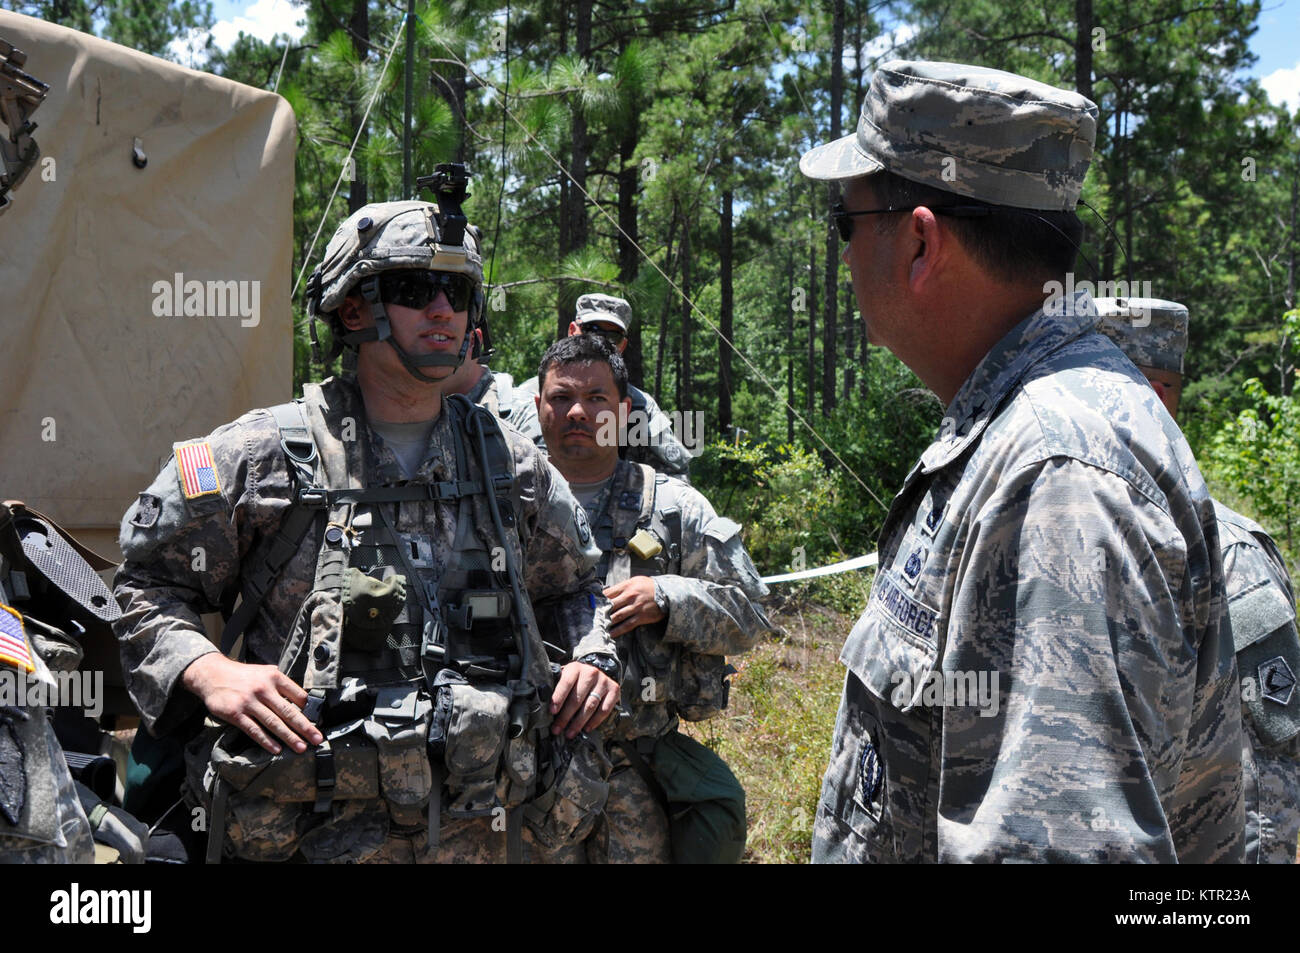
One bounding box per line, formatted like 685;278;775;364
867;171;1084;283
537;334;628;401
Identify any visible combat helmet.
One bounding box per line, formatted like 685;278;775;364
305;163;485;383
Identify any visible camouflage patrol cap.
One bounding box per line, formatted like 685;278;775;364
1094;297;1189;374
308;200;483;318
800;60;1098;211
574;293;632;332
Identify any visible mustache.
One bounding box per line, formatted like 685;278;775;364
563;423;594;436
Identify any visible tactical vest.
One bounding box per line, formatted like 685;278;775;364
203;389;556;863
595;463;732;739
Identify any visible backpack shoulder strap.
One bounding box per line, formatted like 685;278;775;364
219;401;322;657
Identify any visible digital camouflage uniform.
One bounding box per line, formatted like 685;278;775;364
1215;502;1300;863
810;294;1241;862
511;377;692;479
113;375;617;863
1097;296;1300;864
802;62;1243;862
577;459;774;863
465;367;517;425
0;600;94;864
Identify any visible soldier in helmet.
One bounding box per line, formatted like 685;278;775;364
1097;296;1300;864
114;174;621;863
510;294;693;479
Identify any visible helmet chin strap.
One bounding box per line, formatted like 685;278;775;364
344;276;473;384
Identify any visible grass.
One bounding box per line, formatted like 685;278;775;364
681;583;863;864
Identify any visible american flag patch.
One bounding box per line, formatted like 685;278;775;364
0;604;34;674
176;440;222;499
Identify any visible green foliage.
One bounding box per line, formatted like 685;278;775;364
1205;309;1300;560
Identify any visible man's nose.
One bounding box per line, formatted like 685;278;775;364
425;289;455;317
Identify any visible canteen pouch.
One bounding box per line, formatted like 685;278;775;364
438;680;511;817
341;567;407;652
524;734;610;850
366;685;434;827
677;652;735;722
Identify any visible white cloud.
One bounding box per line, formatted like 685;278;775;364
212;0;306;48
860;24;918;64
167;0;306;67
1261;61;1300;112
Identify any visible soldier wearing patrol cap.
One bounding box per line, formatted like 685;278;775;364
1097;295;1300;864
801;61;1242;862
114;175;622;863
511;293;693;479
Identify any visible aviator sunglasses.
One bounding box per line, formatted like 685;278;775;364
378;270;475;312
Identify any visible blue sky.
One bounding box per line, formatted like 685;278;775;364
190;0;1299;110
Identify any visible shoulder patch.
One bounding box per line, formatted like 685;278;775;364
0;604;35;674
174;441;222;500
573;503;592;545
129;493;162;529
1260;655;1297;706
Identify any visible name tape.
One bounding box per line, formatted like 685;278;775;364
761;551;878;585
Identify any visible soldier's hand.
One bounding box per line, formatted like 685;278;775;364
181;653;324;755
550;662;619;739
603;576;666;638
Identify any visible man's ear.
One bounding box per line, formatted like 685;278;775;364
339;295;367;331
568;321;583;337
906;207;945;293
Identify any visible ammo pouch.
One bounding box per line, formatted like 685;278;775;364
676;652;735;722
342;567;406;652
523;734;611;851
427;670;511;817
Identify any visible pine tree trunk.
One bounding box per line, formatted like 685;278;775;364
719;185;734;433
1075;0;1093;101
822;0;844;416
679;222;693;413
346;0;370;213
619;120;643;386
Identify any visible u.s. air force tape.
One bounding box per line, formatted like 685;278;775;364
760;552;879;585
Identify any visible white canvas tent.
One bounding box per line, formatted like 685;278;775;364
0;11;296;561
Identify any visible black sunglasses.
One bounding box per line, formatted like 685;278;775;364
582;324;626;345
378;270;475;312
832;201;993;242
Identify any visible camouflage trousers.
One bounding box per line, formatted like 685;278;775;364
1244;727;1300;864
587;744;671;864
221;796;522;864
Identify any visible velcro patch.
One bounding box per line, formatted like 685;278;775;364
130;493;162;529
0;604;34;674
704;516;741;544
175;441;222;500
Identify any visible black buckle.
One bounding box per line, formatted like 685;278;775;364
298;487;329;508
